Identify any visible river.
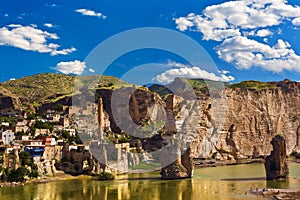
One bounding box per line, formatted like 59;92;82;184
1;163;300;200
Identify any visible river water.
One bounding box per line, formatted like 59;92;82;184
1;163;300;200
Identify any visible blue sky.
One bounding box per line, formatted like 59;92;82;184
1;0;300;84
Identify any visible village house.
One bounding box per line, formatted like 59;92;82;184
0;130;15;145
1;122;9;127
47;113;61;122
64;128;76;136
23;140;45;158
63;105;73;115
26;119;36;127
43;145;63;161
34;128;51;137
21;135;30;141
35;135;57;146
53;124;63;132
60;116;70;128
15;121;29;133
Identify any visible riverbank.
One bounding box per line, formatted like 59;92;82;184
251;188;300;199
1;163;300;199
194;157;300;168
1;158;299;188
194;158;264;168
0;173;92;188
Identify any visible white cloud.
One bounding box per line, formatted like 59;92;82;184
292;17;300;26
53;60;87;75
174;0;300;73
154;61;235;83
75;8;106;19
256;29;272;37
217;36;300;72
0;24;76;55
175;17;193;31
88;68;95;73
4;14;9;17
51;47;76;56
7;24;22;28
44;23;53;28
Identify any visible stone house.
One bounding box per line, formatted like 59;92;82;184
34;128;50;137
0;130;15;145
43;145;63;161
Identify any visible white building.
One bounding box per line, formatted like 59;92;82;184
0;130;15;145
1;122;9;127
64;128;76;136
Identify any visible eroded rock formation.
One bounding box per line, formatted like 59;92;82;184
264;135;289;180
161;147;194;180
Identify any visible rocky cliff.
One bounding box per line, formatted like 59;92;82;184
208;80;300;160
0;86;22;115
1;74;300;161
144;78;300;160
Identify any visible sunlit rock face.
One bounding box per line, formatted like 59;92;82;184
265;135;289;180
209;81;300;160
94;79;300;162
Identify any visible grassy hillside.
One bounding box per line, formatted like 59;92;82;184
0;73;130;106
0;73;284;108
149;78;229;98
0;73;75;104
229;80;278;90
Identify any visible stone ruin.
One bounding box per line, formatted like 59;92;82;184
264;135;289;180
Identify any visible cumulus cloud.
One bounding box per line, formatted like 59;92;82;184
44;23;54;28
292;17;300;26
256;29;273;37
154;61;235;84
75;8;106;19
0;24;76;55
217;36;300;72
53;60;86;75
174;0;300;73
175;17;194;31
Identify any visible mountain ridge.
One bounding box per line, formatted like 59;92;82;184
0;73;299;115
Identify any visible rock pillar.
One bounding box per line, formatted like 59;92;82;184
98;97;104;140
265;135;289;180
160;146;194;180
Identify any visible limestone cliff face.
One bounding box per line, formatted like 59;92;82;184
213;86;300;159
96;87;165;136
94;80;300;160
187;80;300;160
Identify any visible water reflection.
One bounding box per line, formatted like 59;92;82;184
1;163;299;200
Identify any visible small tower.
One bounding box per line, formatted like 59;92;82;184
98;97;104;140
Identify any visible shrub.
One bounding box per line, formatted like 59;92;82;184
19;151;32;166
29;170;39;178
8;166;29;182
98;171;115;181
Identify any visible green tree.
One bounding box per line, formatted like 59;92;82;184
8;166;29;182
19;151;32;166
29;169;39;178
